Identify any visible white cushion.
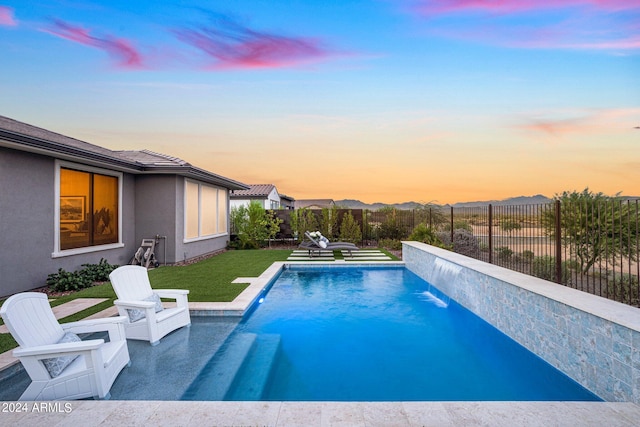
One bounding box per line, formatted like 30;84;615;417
318;240;327;248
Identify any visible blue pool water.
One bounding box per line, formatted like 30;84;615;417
184;266;601;401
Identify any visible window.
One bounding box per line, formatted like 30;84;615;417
56;163;122;254
185;180;227;241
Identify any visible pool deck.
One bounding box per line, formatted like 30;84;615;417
2;261;640;425
2;400;640;426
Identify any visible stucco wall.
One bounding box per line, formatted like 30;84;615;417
134;175;178;264
402;241;640;404
0;148;136;297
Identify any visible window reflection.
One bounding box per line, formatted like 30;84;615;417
59;168;118;250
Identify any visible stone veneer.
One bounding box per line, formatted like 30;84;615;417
403;241;640;404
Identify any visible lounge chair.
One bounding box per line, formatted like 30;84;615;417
109;265;191;346
0;292;130;400
299;231;360;257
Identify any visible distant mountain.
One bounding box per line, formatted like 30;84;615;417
335;195;552;210
450;194;552;208
335;199;424;210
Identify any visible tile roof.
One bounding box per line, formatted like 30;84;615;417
115;149;190;167
0;115;248;190
231;184;277;198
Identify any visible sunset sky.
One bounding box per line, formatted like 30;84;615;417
1;1;639;204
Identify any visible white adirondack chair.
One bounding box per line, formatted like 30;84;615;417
109;265;191;346
0;292;130;401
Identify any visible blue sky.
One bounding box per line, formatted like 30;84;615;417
1;0;639;203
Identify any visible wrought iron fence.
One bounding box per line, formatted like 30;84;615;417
232;200;639;306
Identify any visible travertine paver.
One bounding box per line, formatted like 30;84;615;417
0;401;639;426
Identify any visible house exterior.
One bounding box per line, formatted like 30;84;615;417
0;115;248;297
230;184;286;210
279;194;295;210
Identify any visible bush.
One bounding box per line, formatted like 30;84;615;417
607;273;640;305
47;268;92;292
408;223;448;249
378;238;402;250
521;250;535;261
441;220;472;233
495;246;514;261
46;258;120;292
531;255;571;285
231;201;283;249
437;229;480;258
80;258;118;282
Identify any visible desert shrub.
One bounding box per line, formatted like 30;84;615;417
607;273;639;305
521;250;535;262
531;255;571;285
441;220;472;233
408;223;448;249
339;211;362;243
437;229;480;258
495;246;514;261
378;238;402;250
500;218;522;233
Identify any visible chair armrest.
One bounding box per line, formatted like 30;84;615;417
114;299;156;309
62;315;127;330
154;289;189;298
62;316;128;341
14;339;104;358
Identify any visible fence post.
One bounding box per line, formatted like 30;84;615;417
555;200;562;284
488;204;493;264
450;206;454;244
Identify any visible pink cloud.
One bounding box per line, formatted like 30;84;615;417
172;15;332;69
0;5;17;26
413;0;640;15
44;19;144;69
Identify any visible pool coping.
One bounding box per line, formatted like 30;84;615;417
190;261;406;317
402;242;640;333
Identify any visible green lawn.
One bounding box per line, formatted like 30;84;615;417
0;248;399;354
0;249;291;354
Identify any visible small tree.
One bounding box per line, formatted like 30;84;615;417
319;205;339;239
378;206;405;239
541;189;639;274
231;201;282;249
289;208;318;241
339;211;362;243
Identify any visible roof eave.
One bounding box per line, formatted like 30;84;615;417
141;165;249;190
0;130;143;173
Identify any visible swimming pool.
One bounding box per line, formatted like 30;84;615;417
183;266;601;401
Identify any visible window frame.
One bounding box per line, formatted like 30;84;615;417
183;179;228;243
53;160;124;258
